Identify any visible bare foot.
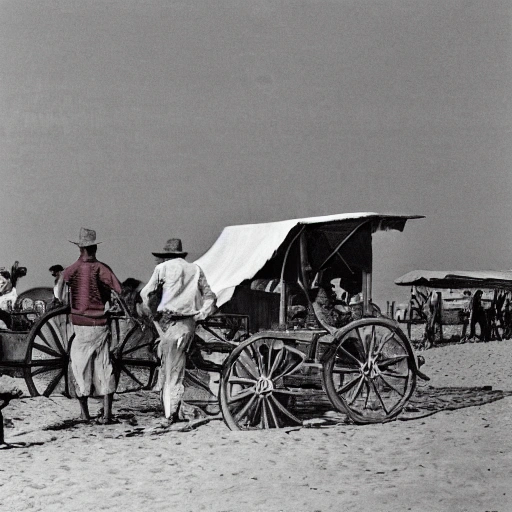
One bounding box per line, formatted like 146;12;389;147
96;417;119;425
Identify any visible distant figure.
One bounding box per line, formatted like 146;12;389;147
0;269;17;329
120;278;143;318
469;289;488;342
62;228;122;424
459;290;472;343
502;298;512;340
48;264;65;308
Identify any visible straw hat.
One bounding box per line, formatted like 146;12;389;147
69;227;102;247
152;238;188;258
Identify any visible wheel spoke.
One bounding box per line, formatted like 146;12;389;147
43;369;65;397
228;377;257;386
234;393;258;422
336;344;363;367
369;379;389;415
268;394;301;425
32;342;62;359
377;373;406;398
374;331;396;358
367;325;376;364
363;380;371;409
236;350;260;380
272;388;303;396
35;329;58;354
228;386;256;404
265;396;280;428
347;376;365;406
381;370;409;380
260;398;270;428
31;363;64;377
120;364;145;387
378;354;409;369
267;345;285;379
251;343;267;377
46;319;66;355
332;365;361;374
337;374;363;395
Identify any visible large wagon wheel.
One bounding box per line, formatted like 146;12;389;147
24;305;74;397
219;334;305;430
110;317;159;393
322;318;417;424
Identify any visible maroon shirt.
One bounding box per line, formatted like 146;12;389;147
63;254;122;326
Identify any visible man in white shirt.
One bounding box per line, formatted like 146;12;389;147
140;238;217;423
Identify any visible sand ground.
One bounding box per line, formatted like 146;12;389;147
1;339;512;512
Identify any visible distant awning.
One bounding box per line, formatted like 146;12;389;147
395;270;512;291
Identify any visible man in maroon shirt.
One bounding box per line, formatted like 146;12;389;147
63;228;122;424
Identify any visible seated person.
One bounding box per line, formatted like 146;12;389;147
0;269;17;329
312;276;351;329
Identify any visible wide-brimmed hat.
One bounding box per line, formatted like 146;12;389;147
152;238;188;258
69;227;102;247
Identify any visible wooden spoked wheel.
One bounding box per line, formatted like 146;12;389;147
322;318;417;424
24;306;74;397
219;334;305;430
110;317;159;392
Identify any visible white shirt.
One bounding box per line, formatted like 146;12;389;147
140;259;216;319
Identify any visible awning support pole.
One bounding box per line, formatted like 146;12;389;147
279;226;305;328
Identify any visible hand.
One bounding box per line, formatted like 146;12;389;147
193;310;207;322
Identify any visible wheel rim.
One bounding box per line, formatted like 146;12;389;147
220;336;305;430
323;320;416;423
25;308;73;397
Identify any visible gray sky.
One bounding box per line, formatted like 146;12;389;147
1;0;511;304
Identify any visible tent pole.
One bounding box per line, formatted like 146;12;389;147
279;226;305;328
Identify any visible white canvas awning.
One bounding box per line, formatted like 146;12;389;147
196;212;422;306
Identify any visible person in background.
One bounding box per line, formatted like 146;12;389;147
0;269;17;329
48;265;66;308
140;238;217;424
312;271;351;329
458;290;472;343
468;289;488;342
62;228;122;424
120;278;144;318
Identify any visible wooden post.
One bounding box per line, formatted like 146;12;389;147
437;291;443;341
407;297;413;338
278;279;287;329
362;271;368;315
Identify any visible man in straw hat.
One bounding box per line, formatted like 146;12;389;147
62;228;122;424
140;238;217;423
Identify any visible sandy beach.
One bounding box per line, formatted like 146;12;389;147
1;339;512;512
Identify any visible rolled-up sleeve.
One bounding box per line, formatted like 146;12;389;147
197;269;217;318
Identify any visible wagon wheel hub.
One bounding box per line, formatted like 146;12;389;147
361;359;380;380
255;377;274;396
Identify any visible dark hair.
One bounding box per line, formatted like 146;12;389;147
0;270;11;280
82;245;97;256
49;265;64;273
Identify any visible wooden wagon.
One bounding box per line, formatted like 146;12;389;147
0;212;428;430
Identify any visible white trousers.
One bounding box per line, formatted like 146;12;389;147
154;317;196;418
70;325;116;397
